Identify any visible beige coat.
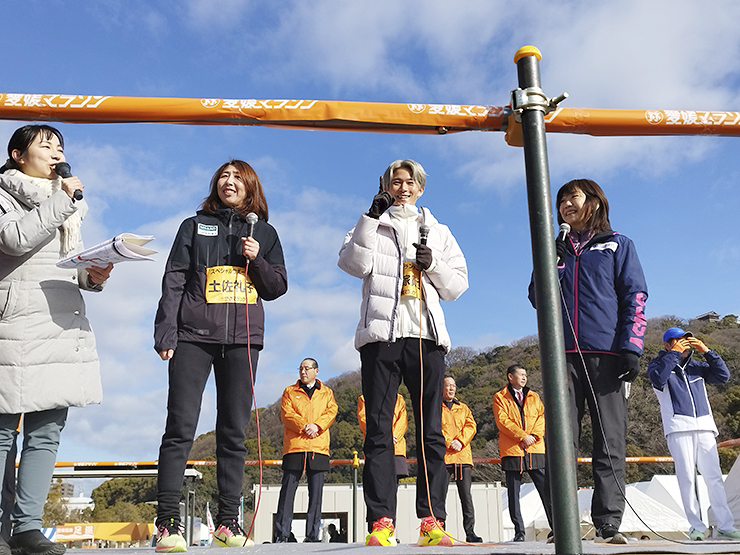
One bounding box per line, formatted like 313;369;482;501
0;171;103;413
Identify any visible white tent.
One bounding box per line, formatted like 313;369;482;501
500;481;690;540
724;450;740;527
500;483;550;541
576;484;689;539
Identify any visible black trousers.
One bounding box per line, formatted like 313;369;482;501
447;464;475;537
273;467;324;540
361;339;447;524
505;468;552;535
156;342;258;525
567;352;626;529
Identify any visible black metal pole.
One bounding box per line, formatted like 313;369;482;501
514;46;582;555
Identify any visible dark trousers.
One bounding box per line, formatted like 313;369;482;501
447;465;475;537
273;468;324;540
567;353;626;528
361;339;447;524
505;468;552;535
156;342;258;525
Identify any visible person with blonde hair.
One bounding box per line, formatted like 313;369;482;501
339;159;468;547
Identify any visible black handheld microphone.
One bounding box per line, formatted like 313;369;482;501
246;212;258;238
54;163;83;201
419;224;430;246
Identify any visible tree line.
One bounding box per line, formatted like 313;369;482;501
46;314;740;526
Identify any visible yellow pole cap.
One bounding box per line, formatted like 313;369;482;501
514;46;542;63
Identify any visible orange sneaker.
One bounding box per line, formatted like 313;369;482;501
417;516;453;546
365;517;396;546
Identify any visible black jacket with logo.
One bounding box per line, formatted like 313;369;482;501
154;207;287;352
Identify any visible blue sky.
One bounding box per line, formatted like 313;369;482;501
3;1;740;482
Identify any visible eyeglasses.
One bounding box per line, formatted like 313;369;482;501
298;366;316;372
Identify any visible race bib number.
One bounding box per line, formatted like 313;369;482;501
401;262;421;299
205;265;257;304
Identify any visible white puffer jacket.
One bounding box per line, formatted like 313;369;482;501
338;207;467;352
0;171;103;413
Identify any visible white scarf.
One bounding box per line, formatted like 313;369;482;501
4;169;86;256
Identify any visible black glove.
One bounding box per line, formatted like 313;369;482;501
367;191;394;219
412;243;433;271
556;237;568;265
617;351;640;382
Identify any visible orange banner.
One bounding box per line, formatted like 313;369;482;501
544;107;740;137
1;92;737;138
0;93;506;135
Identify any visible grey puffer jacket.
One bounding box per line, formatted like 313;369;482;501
0;171;103;414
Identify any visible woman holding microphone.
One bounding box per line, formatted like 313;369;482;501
153;160;287;552
0;125;112;555
529;178;647;544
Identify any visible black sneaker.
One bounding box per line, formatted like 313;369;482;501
595;524;627;544
8;531;65;555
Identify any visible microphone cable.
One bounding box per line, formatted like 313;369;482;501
242;242;263;545
413;222;473;546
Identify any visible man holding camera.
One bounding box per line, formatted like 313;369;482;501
647;327;740;541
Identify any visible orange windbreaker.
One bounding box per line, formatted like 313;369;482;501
280;379;337;457
441;399;476;466
357;394;407;457
492;385;545;460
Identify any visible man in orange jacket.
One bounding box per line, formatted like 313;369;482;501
357;394;409;482
274;358;338;543
492;365;553;542
441;375;482;543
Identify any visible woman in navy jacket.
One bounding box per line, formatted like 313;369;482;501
153;160;287;552
529;178;647;544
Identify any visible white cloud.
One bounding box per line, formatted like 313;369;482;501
182;0;254;30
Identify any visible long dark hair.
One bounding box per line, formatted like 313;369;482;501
1;125;65;173
200;160;269;221
556;178;611;234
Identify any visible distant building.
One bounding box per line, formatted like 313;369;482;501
64;494;95;514
60;482;74;497
693;311;720;323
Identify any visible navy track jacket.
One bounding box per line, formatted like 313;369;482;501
529;230;647;356
647;349;729;436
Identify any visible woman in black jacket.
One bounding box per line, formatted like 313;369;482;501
153;160;287;551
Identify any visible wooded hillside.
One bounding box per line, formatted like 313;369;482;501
84;314;740;524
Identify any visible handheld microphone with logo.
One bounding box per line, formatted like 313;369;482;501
246;212;258;238
419;224;430;246
54;163;83;201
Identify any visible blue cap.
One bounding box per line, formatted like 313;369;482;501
663;327;693;342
